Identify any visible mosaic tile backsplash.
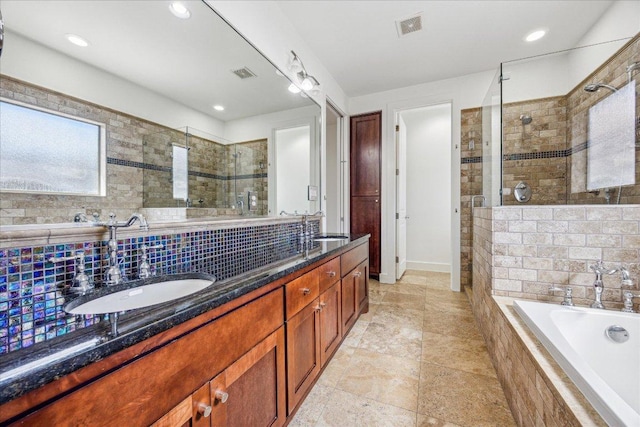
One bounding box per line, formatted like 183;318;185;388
0;220;319;355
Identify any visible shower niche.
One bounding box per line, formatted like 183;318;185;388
142;127;267;218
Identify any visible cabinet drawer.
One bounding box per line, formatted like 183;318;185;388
318;257;340;293
341;243;368;277
286;270;319;319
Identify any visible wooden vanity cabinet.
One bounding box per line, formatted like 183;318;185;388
208;327;287;427
340;243;369;334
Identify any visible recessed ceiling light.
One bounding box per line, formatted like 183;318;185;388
213;105;225;111
169;2;191;19
65;34;89;47
525;29;546;42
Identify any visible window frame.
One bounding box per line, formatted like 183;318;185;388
0;97;107;197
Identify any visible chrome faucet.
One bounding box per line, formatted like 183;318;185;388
49;250;94;295
589;260;617;309
138;243;163;279
98;213;149;286
618;266;639;313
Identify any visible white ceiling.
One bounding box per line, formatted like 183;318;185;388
277;0;615;97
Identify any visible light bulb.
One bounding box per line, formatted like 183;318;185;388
66;34;89;47
169;2;191;19
300;77;314;91
288;84;301;94
525;29;546;42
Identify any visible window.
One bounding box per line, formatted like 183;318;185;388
0;99;106;196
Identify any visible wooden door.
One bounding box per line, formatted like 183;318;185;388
350;112;381;196
350;196;380;274
319;281;342;367
341;269;358;334
209;327;287;427
350;111;381;276
355;261;369;315
286;300;321;414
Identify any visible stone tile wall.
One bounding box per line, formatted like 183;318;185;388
471;205;640;425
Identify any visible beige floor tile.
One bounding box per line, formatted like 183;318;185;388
369;286;388;304
358;321;422;359
288;383;334;427
381;291;426;311
372;304;424;331
318;345;356;387
318;389;417;427
416;414;463;427
398;273;428;285
342;317;370;347
358;302;379;322
422;311;484;341
391;282;429;297
418;363;515;427
421;331;497;378
335;347;421;411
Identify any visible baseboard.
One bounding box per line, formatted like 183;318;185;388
406;261;451;273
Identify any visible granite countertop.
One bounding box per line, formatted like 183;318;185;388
0;234;369;406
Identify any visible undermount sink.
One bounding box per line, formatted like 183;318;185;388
65;277;215;315
314;234;349;242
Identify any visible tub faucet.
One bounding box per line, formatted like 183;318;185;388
97;213;149;286
548;285;574;306
589;261;617;309
618;266;639;313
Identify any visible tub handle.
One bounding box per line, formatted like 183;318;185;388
549;286;574;307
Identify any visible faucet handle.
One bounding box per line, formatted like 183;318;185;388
549;285;574;306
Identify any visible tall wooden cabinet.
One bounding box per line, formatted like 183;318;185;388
350;112;381;277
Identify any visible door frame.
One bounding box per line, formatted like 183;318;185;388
325;99;346;233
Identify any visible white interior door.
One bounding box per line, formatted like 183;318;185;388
396;115;407;279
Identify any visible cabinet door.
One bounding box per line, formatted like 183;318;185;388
319;281;342;367
341;269;358;334
151;395;193;427
350;112;381;197
355;261;369;315
286;300;321;414
210;327;287;427
350;196;380;275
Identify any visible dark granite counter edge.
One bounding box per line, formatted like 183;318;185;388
0;234;369;406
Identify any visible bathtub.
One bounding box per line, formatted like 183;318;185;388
514;300;640;427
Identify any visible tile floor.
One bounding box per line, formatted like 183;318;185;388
289;270;516;427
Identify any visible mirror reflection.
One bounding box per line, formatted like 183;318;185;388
0;0;321;225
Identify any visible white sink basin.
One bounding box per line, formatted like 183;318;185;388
66;279;214;315
314;235;349;242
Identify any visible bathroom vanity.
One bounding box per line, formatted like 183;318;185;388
0;230;369;426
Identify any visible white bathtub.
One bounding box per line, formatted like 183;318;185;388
514;300;640;427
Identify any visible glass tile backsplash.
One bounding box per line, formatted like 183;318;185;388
0;220;319;355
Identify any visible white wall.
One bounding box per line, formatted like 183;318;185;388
2;30;226;138
223;105;319;143
401;104;452;272
349;69;496;287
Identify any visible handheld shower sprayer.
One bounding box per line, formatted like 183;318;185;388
584;83;618;93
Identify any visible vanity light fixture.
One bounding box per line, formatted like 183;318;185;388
288;50;320;93
525;29;546;42
66;33;89;47
213;105;224;111
169;2;191;19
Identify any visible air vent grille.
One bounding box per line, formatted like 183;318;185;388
231;67;256;79
396;14;423;37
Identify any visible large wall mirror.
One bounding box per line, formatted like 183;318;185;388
0;0;321;225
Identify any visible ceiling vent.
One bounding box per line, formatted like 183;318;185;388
396;13;423;37
231;67;256;79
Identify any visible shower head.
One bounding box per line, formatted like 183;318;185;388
584;83;618;93
520;114;532;125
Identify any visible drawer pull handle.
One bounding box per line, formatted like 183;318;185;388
214;390;229;404
354;271;362;278
197;403;212;417
302;288;311;295
326;271;336;277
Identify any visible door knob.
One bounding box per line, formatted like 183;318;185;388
197;403;212;417
214;390;229;403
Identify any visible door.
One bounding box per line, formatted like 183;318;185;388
286;301;321;414
209;327;287;427
319;281;342;367
350;196;380;274
395;115;408;279
355;261;369;314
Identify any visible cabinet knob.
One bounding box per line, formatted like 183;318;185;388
197;403;212;417
319;302;326;308
314;304;322;311
302;288;311;295
214;390;229;403
326;271;336;277
354;271;362;278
